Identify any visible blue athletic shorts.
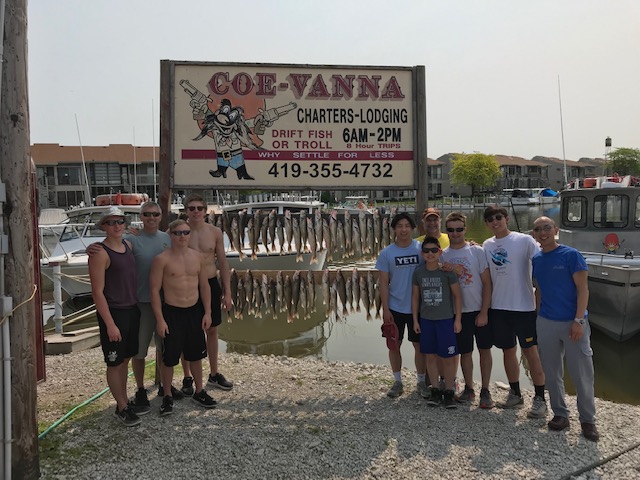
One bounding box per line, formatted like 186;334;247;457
419;317;458;358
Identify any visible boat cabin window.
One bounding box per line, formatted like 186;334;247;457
636;196;640;227
594;194;629;228
562;196;587;227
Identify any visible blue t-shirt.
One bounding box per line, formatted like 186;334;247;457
375;240;424;314
532;244;588;321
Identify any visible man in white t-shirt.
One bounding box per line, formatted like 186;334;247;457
441;212;494;409
482;205;547;419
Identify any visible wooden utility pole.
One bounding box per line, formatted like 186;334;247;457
1;0;40;478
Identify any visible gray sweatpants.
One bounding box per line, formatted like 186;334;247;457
536;315;596;424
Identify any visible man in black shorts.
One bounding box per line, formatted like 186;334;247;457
151;220;217;415
88;207;141;426
482;206;547;418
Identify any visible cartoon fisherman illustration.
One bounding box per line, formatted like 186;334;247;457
603;233;624;254
180;79;295;181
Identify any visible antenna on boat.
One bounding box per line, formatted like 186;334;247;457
604;137;612;175
557;75;568;187
74;114;92;206
152;99;157;202
133;127;138;193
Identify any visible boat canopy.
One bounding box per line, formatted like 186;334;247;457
540;188;559;197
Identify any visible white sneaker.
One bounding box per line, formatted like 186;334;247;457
527;395;548;419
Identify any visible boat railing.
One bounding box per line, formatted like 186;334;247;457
581;250;639;267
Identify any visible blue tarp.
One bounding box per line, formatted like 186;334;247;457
541;188;559;197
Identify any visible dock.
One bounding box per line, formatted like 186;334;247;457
45;326;100;355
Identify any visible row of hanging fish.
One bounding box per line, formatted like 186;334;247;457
212;208;400;263
228;268;382;323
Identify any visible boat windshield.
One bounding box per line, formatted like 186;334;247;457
594;194;629;228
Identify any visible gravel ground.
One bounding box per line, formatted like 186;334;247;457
37;348;640;479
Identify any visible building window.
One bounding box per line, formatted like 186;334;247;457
56;190;85;208
57;166;82;185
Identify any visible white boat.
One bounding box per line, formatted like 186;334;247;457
335;195;375;214
218;195;328;271
39;200;184;298
558;175;640;341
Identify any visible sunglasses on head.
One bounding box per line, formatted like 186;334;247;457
103;219;126;226
142;212;161;217
187;206;205;212
171;230;191;236
422;247;440;253
446;227;465;233
533;224;554;233
485;214;504;223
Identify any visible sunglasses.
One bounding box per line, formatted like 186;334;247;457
485;214;504;223
446;227;465;233
142;211;161;217
187;206;205;212
422;247;440;253
533;224;554;233
103;219;126;226
171;230;191;236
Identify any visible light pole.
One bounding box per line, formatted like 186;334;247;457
604;137;612;175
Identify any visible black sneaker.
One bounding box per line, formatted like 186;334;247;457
181;376;195;396
128;388;151;415
208;372;233;391
114;405;141;427
159;395;174;416
426;387;442;407
192;389;217;409
158;384;185;400
443;389;457;409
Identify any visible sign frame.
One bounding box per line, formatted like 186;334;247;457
160;60;426;193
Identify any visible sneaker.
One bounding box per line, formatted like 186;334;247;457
181;376;195;396
387;381;404;398
426;387;442;407
498;390;524;409
158;384;185;400
208;372;233;391
456;387;476;403
442;389;457;409
416;382;430;399
479;389;495;409
581;422;600;442
159;395;174;416
114;406;141;427
192;389;217;409
128;388;151;416
548;415;570;431
527;395;548;419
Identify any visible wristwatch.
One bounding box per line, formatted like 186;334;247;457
574;318;585;325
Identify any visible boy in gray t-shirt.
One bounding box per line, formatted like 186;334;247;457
412;237;461;408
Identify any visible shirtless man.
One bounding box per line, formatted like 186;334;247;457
150;219;216;415
180;193;234;393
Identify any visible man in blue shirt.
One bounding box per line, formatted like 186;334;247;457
376;213;425;398
532;216;599;442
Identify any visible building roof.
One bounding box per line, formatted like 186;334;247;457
31;143;158;165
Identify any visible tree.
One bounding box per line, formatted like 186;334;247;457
449;152;502;194
606;148;640;176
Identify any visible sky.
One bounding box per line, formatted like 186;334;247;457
28;0;640;162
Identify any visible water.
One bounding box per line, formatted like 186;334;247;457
216;204;640;405
44;204;640;405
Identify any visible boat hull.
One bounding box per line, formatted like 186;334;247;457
586;263;640;342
